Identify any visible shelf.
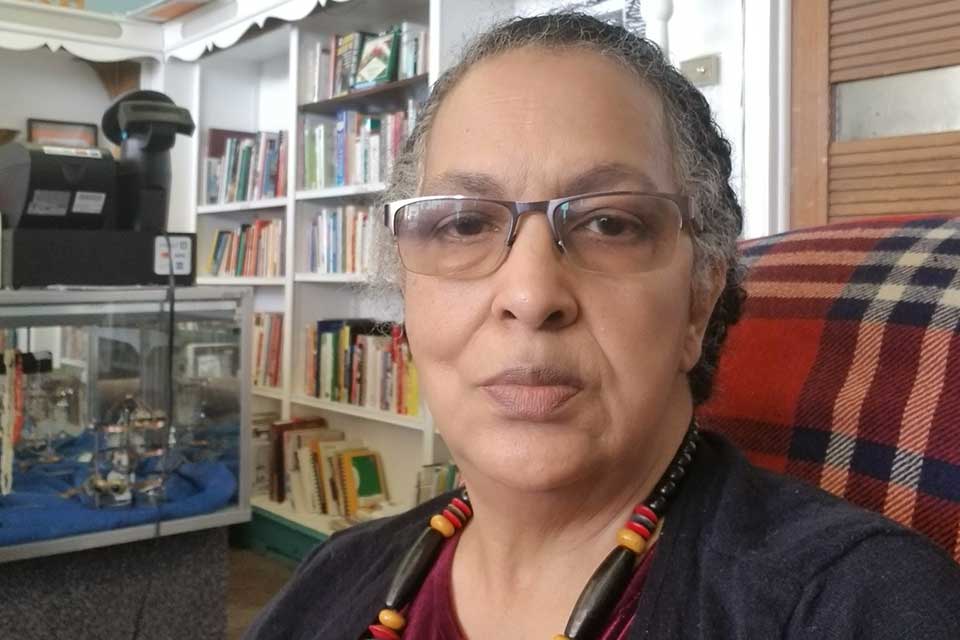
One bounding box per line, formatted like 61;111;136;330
251;494;338;539
196;276;285;286
250;495;415;540
300;74;429;116
197;198;288;215
291;395;425;430
252;386;284;400
296;184;386;201
294;272;367;284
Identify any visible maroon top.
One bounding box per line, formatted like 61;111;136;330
402;532;656;639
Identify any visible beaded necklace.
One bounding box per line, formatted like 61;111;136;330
364;423;700;640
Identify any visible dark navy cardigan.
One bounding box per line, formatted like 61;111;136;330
245;433;960;639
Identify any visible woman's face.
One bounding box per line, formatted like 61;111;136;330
404;47;716;492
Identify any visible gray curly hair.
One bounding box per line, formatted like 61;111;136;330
370;12;745;405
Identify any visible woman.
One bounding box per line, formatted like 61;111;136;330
247;14;960;640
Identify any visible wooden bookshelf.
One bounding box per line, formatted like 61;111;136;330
300;74;428;117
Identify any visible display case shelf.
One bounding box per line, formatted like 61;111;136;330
251;494;337;539
291;395;425;431
0;286;251;563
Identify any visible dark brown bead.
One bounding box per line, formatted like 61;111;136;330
564;546;636;639
384;527;445;610
446;503;467;523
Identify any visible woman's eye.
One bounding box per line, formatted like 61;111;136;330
436;213;499;239
574;210;647;239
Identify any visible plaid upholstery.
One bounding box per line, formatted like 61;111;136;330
700;215;960;563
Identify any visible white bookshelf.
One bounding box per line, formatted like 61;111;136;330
197;197;288;215
291;395;427;431
294;272;367;284
295;183;386;201
252;385;285;401
196;276;285;287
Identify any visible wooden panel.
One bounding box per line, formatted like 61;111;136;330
831;50;960;82
833;0;899;10
831;198;959;216
831;131;960;154
831;23;960;59
832;0;945;23
831;38;960;71
830;145;960;167
791;0;831;229
830;10;960;46
830;185;960;203
831;158;960;179
831;0;960;34
831;172;960;191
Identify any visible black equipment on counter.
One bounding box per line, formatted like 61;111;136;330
0;90;197;288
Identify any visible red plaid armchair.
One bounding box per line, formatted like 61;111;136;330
701;214;960;563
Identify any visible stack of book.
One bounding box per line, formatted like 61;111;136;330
207;219;284;278
306;205;373;274
300;22;428;103
202;128;288;205
266;417;391;518
303;319;420;416
299;106;413;189
253;312;284;388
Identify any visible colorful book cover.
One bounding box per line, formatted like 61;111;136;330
353;30;399;90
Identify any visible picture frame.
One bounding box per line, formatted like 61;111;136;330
27;118;98;148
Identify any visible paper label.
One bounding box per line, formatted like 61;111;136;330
154;236;193;276
72;191;106;214
42;146;102;159
27;190;70;216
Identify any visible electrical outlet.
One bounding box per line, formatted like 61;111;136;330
680;54;721;87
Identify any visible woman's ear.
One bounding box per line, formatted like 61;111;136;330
681;264;725;373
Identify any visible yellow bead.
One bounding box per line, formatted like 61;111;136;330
378;608;406;630
553;636;572;640
617;528;647;554
430;514;455;538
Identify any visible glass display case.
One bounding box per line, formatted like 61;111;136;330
0;287;251;562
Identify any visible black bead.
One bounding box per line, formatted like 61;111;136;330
678;451;692;466
630;513;656;531
564;546;636;639
657;480;677;497
667;465;685;482
648;496;666;514
384;527;446;610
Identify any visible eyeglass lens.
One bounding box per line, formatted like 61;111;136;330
394;193;683;277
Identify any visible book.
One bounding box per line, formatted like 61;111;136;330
353;30;399;90
339;448;389;516
268;417;327;502
332;32;370;96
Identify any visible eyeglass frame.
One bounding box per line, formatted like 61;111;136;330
383;190;697;256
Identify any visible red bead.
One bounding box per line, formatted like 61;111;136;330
626;520;652;539
452;497;472;518
633;505;658;525
369;624;401;640
442;508;463;529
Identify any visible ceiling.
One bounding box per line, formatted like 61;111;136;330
28;0;214;23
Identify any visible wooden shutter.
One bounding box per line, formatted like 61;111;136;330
791;0;960;227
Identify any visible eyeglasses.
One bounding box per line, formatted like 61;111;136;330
383;191;694;278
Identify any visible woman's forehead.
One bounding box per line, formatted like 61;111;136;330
422;46;676;199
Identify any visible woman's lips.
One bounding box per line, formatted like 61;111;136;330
482;384;580;420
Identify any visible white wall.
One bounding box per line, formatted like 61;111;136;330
0;47;112;147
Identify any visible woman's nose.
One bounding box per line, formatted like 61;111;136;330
489;215;579;331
